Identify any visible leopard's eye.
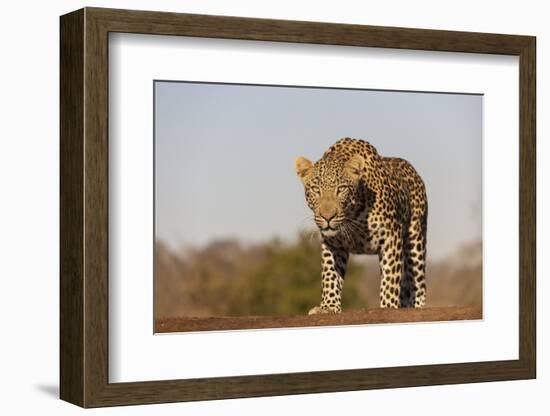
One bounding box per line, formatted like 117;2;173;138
336;185;349;195
310;185;321;195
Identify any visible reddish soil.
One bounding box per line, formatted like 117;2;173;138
155;306;482;333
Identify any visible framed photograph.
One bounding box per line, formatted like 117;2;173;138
60;7;536;407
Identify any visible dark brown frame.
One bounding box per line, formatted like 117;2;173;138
60;7;536;408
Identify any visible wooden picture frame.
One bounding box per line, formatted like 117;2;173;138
60;7;536;408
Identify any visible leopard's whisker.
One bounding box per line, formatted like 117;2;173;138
342;224;353;248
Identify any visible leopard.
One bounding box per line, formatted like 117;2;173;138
294;137;428;314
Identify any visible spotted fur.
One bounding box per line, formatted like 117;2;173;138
295;137;428;314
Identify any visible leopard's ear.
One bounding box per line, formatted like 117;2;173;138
294;157;313;183
345;154;364;179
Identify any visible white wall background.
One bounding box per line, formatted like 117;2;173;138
0;0;545;414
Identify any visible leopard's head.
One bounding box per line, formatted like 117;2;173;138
294;153;365;238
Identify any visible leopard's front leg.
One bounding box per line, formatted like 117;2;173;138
308;242;349;315
379;226;405;308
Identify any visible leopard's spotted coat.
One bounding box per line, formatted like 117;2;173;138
294;137;428;314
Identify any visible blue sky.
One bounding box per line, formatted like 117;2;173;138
155;81;482;260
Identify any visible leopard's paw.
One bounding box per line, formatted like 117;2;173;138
308;306;327;315
308;305;340;315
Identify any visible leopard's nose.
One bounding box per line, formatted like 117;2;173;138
319;202;337;221
319;202;337;226
320;213;337;224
